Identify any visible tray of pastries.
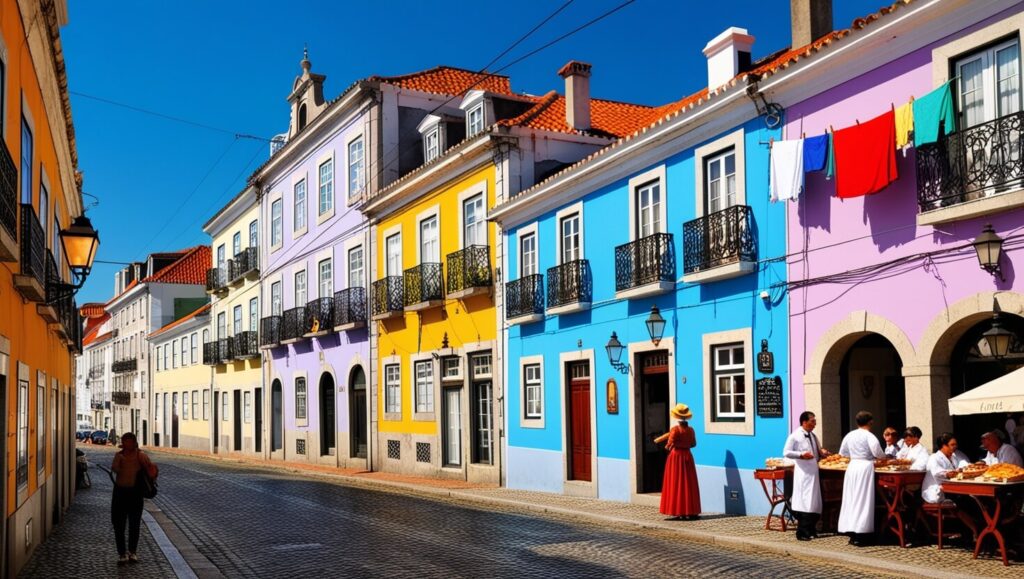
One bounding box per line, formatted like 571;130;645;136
980;462;1024;483
955;462;989;480
819;454;850;470
764;457;794;469
875;458;913;472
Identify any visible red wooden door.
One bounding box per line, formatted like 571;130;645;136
569;362;592;481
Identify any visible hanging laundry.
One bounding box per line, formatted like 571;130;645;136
803;134;828;172
770;139;804;202
833;109;898;198
895;102;914;150
825;132;836;180
912;82;956;147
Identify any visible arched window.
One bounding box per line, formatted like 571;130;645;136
298;103;308;131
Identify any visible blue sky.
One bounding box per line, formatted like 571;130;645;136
63;0;882;304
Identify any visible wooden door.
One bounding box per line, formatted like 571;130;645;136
568;362;591;482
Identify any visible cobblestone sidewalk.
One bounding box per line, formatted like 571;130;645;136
18;451;174;578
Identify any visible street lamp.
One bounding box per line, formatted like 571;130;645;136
47;213;100;304
645;305;666;346
982;313;1013;359
606;332;625;372
973;224;1004;281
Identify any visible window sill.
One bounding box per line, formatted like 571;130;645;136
383;412;402;422
519;417;546;429
316;208;335;226
448;286;490;301
683;261;755;285
291;226;308;241
548;301;591;316
413;412;436;422
705;419;754;436
405;300;443;313
334;321;366;332
0;227;16;262
508;313;544;326
917;186;1024;226
615;280;675;301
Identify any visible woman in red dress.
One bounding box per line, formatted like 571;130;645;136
655;403;701;520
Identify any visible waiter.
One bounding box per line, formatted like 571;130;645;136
837;411;886;547
783;411;829;541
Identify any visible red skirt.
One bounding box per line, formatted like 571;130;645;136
660;447;701;516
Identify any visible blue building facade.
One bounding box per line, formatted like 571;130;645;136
493;90;790;515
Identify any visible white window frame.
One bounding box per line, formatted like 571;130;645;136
294;269;307;308
249;219;258;248
517;222;539;278
244;391;252;423
232;232;241;257
191;389;199;421
693;128;746;218
183;391;190;420
424;127;440;162
554;202;584;265
270;195;283;251
317;153;335;221
441;356;462;383
293;177;308;236
702;327;753;436
172;339;179;368
347;135;365;204
180;335;188;366
233;305;243;335
412;357;435;418
467;103;484;137
270;280;282;316
156;346;162;372
417;209;440;265
191;333;198;365
347;243;364;290
203;390;210;420
222;392;229;423
295;374;308;424
384;360;402;419
383;225;403;277
249;298;258;331
627;165;667;241
318;257;333;299
522;359;544;426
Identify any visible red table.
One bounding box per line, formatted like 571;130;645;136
876;470;925;548
754;467;793;531
942;479;1024;566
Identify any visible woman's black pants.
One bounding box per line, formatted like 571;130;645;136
112;486;143;555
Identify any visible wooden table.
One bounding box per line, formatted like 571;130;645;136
754;467;793;531
876;470;925;548
942;479;1024;566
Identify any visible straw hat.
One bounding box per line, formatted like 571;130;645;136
670;403;692;420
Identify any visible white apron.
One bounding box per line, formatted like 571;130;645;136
837;428;885;534
783;429;822;514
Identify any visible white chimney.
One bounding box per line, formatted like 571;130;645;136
703;27;755;91
558;61;592;132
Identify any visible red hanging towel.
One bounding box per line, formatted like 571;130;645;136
833;109;898;198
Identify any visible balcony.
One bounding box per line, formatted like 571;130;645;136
404;263;443;311
505;274;544;325
229;247;259;285
304;297;334;337
333;287;366;331
89;366;104;379
217;337;234;362
206;266;228;294
13;204;46;302
202;341;219;365
372;277;404;321
259;315;282;349
446;245;491;300
281;306;305;344
0;137;16;262
233;331;259;359
112;391;131;406
37;253;61;324
915;111;1024;225
614;232;675;299
90;399;110;411
546;259;591;315
54;293;78;345
112;358;138;374
682;205;756;284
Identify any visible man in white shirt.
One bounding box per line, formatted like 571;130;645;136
837;411;886;546
882;427;904;458
895;426;929;470
981;431;1024;467
783;411;829;541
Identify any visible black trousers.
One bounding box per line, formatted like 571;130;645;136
794;510;820;537
112;486;144;555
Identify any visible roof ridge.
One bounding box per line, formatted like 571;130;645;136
373;64;511;82
501;90;560;127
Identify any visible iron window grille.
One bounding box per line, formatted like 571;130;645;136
333;287;367;327
614;232;675;291
446;245;491;294
546;259;591;309
416;442;431;463
404;263;443;306
682;204;756;274
387;439;401;460
372;277;404;317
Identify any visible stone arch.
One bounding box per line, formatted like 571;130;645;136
914;291;1024;368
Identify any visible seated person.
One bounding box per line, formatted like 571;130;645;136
896;426;929;470
921;433;978;539
882;427;904;458
981;431;1024;467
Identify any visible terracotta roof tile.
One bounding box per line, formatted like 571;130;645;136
83;329;111;347
142;246;210;285
81;311;110;346
371;66;513;96
149;303;211;339
498;91;657;138
79;303;107;319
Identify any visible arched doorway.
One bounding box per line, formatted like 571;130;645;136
349;366;367;459
949;313;1024;459
320;373;336;456
837;334;906;440
271;379;283;452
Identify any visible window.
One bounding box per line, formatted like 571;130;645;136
203;390;210;420
636;180;662;238
415;360;434;413
385;364;401;414
712;343;746;420
17;379;28;486
442;357;461;381
216;244;226;269
39;184;48;246
163;344;169;370
295;377;307;420
222;394;229;422
233;232;241;257
424;128;440;162
217;312;226;340
294;270;307;306
271;281;282;315
172;339;179;368
472;380;493;464
386;234;401;276
249;298;258;331
560;213;580;264
520;232;537;277
524;364;542;419
244;391;252;423
319;158;334;215
467;104;484;137
191;389;199;420
233;305;242;334
420;216;438;263
318;258;332;298
37;380;45;473
181;337;188;367
472;353;492;378
348;137;364;200
0;59;4;136
202;329;210;349
191;333;198;364
348;246;364;289
956;38;1021;128
156;346;162;371
294;179;307;232
21;116;32;204
271;199;283;246
53;215;60;273
463;194;485;247
249;220;258;248
705;150;736;214
183;392;190;420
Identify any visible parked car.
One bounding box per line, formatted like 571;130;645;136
90;431;109;445
76;430;94;442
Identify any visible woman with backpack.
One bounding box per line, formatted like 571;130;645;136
110;432;158;564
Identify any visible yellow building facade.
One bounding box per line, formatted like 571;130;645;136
150;305;212;452
202;188;263;457
0;1;85;574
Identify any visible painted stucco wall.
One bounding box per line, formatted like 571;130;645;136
152;322;211;451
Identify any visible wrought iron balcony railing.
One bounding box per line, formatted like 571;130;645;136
19;204;46;292
546;260;591;310
111;358;138;374
915;110;1024;212
202;341;219;365
333;287;367;328
233;331;259;358
89;365;104;379
206;267;228;293
0;137;16;243
260;315;281;347
404;263;443;307
281;306;305;342
615;232;675;292
446;245;491;296
682;205;756;274
217;337;233;362
111;391;131;406
505;274;544;320
304;297;334;335
372;276;404;318
229;247;258;282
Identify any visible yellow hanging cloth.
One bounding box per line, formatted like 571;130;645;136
895;102;914;149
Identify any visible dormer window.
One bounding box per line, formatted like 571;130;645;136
467;104;484;137
424;128;440;162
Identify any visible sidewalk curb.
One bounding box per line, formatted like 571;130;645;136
145;504;225;579
146;448;995;579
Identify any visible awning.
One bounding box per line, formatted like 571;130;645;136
948;366;1024;416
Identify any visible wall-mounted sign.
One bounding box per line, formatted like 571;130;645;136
757;339;774;374
606;378;619;414
756;375;784;418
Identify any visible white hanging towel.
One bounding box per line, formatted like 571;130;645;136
769;138;805;202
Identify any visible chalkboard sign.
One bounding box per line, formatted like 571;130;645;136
756;376;784;418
